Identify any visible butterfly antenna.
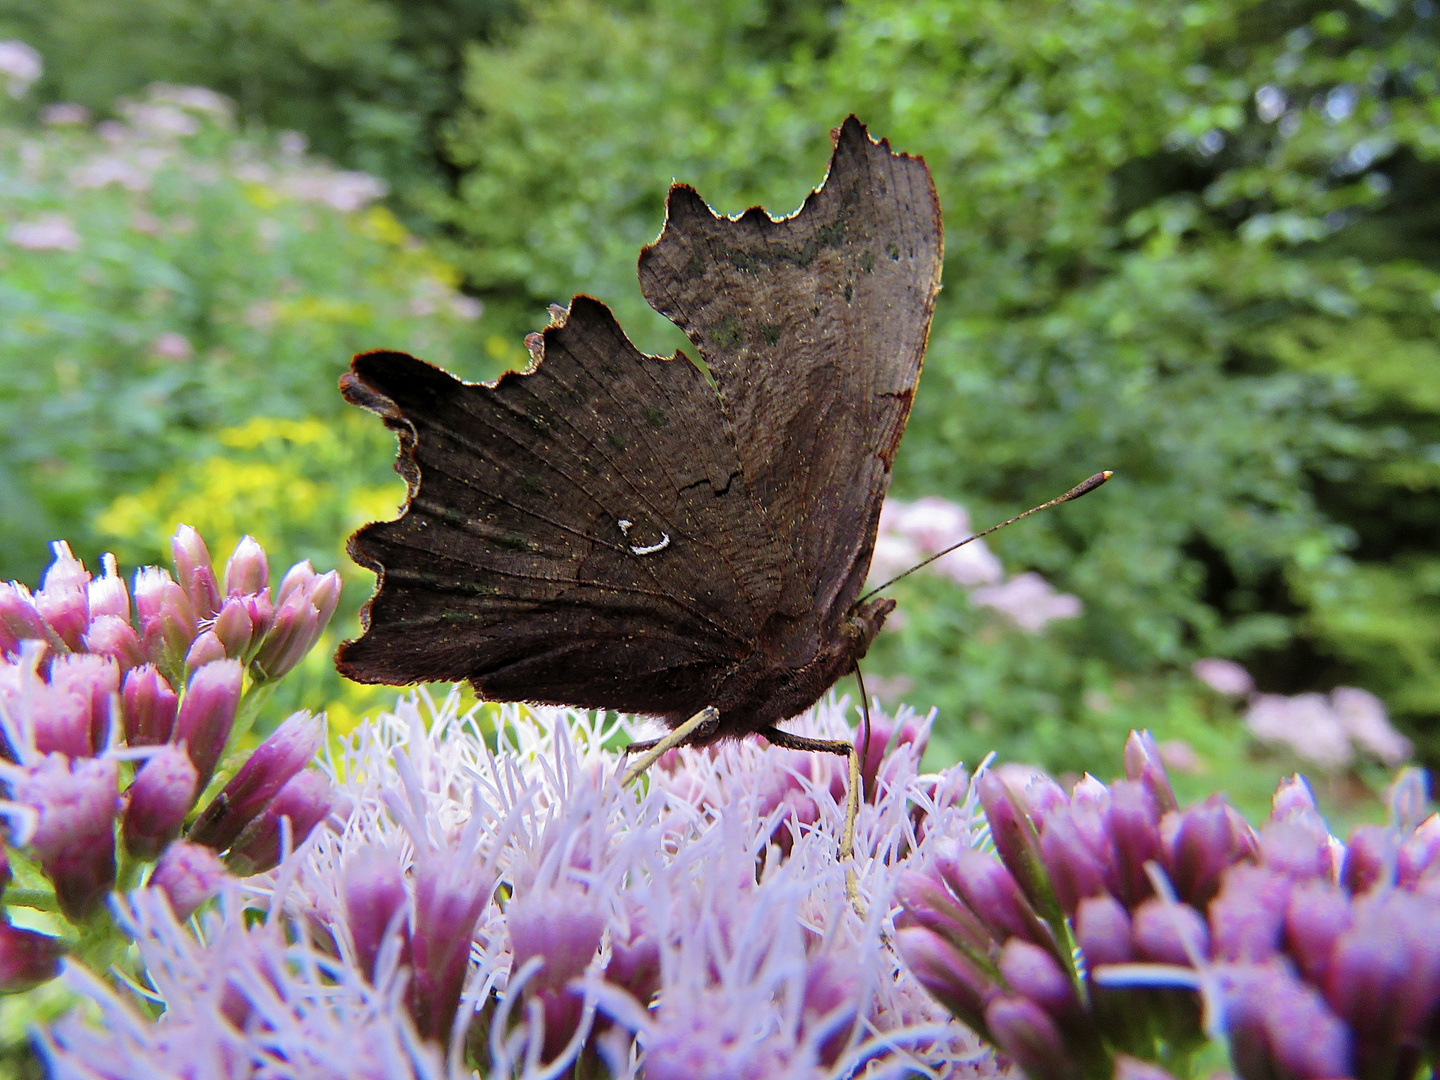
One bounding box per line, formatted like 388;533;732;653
858;470;1113;602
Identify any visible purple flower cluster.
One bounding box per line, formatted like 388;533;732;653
0;528;338;985
43;692;1007;1079
897;731;1440;1080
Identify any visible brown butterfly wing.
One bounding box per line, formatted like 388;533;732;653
638;117;943;644
336;296;786;716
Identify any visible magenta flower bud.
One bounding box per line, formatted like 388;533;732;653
1113;1055;1180;1080
174;659;242;789
1210;865;1291;962
407;852;491;1043
1272;774;1329;833
1171;796;1249;909
1388;767;1429;833
508;884;606;994
0;582;56;651
274;559;317;608
1324;890;1440;1054
183;629;226;678
86;554;130;621
1016;774;1070;833
896;925;1000;1033
171;525;221;620
1039;810;1113;915
998;938;1078;1022
606;919;661;1005
894;868;997;955
32;653;115;758
211;595;263;660
977;772;1055;916
149;840;230;920
15;754;119;921
133;567;198;675
250;589;319;682
224;536;268;596
855;714;928;798
343;847;409;982
1216;962;1353;1080
121;664;178;746
1131;897;1208;966
83;615;145;672
1398;813;1440;889
937;844;1053;951
802;955;859;1067
188;712;324;852
1107;780;1165;907
1284;879;1353;986
1258;821;1330;881
1075;893;1134;967
225;769;333;876
36;541;90;651
1123;729;1178;815
1341;824;1398;895
0;923;65;992
984;994;1076;1080
122;744;199;860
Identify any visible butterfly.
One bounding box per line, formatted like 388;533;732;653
336;117;943;760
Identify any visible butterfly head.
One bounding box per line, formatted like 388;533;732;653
844;595;896;662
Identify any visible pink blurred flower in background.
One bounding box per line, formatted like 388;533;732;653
0;40;41;98
971;572;1083;634
7;214;81;252
1192;657;1255;697
151;332;193;362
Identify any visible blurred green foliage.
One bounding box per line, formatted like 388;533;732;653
0;87;492;585
439;0;1440;774
0;0;517;207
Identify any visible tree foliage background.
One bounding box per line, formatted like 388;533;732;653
3;0;1438;798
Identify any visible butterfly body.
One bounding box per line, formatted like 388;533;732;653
337;118;942;746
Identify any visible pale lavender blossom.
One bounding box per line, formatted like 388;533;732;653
1245;687;1409;771
1192;657;1255;696
971;571;1083;633
0;40;41;98
1332;685;1411;766
151;331;194;362
7;214;81;252
42;103;90;126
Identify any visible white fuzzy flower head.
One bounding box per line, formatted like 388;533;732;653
0;40;41;98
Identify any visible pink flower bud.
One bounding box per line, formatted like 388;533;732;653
1341;824;1398;895
508;883;606;994
121;665;177;746
894;868;996;955
188;712;323;852
86;554;130;621
171;525;220;620
223;536;268;596
896;925;999;1033
984;994;1075;1080
1075;893;1134;967
36;542;90;651
1131;897;1208;966
1039;811;1114;916
274;559;317;608
405;851;492;1043
133;567;198;676
183;629;226;678
342;847;409;982
149;840;230;920
1284;879;1352;986
1398;813;1440;889
1388;767;1429;833
174;659;243;789
1258;820;1331;881
977;771;1054;916
855;713;928;798
1107;780;1165;907
15;754;119;921
225;769;333;876
1324;889;1440;1053
122;744;199;860
1113;1056;1180;1080
0;923;64;992
801;955;859;1067
82;615;145;672
211;595;266;660
937;844;1053;951
999;938;1078;1022
1210;864;1291;962
1216;962;1352;1080
39;654;117;757
0;582;55;651
606;914;661;1005
250;570;341;682
1123;729;1178;815
1170;796;1251;909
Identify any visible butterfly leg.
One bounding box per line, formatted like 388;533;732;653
618;706;719;787
758;725;863;911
